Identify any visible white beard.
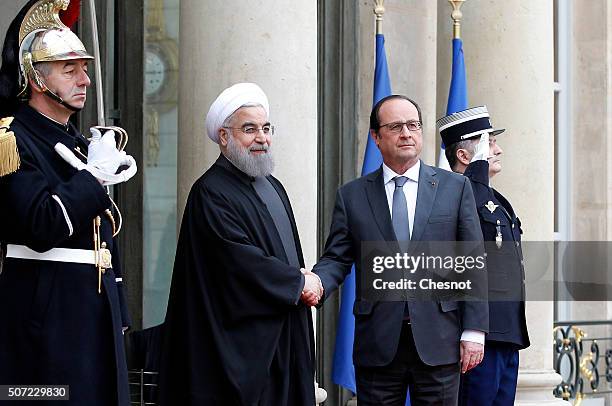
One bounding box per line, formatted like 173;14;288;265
225;133;275;177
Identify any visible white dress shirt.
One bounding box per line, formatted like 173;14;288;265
382;161;419;238
381;161;485;345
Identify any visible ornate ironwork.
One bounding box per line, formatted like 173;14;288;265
554;321;612;404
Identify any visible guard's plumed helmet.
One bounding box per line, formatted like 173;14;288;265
0;0;91;176
17;0;93;98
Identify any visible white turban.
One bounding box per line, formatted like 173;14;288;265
205;83;270;144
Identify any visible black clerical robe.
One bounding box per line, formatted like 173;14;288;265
158;154;315;406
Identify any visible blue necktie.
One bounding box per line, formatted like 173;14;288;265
393;176;412;320
392;176;410;242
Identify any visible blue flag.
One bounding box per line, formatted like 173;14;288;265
331;32;395;397
438;38;468;169
362;34;391;175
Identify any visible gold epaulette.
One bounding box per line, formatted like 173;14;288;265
0;117;20;177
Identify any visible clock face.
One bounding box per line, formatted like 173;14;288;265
145;50;166;97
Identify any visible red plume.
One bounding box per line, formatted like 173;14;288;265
59;0;82;29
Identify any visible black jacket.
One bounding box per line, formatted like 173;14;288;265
463;160;529;349
0;105;131;405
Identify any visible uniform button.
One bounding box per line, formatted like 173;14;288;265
512;224;515;228
497;220;501;225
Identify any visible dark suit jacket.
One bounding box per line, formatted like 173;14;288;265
314;161;488;367
463;160;529;349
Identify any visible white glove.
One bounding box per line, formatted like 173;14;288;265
55;143;138;186
88;127;125;175
470;132;490;163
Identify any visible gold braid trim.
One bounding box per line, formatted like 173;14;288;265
0;117;20;177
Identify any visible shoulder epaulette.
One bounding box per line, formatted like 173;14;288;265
0;117;20;177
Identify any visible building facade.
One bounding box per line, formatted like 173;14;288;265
2;0;611;404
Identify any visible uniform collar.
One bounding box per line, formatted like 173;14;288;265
37;110;69;130
382;160;421;185
15;104;86;150
463;160;490;185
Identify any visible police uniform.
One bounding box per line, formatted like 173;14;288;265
438;106;530;406
0;1;133;404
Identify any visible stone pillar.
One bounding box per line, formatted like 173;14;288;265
177;0;318;265
571;0;612;242
566;3;612;403
357;0;439;167
178;0;322;400
437;0;566;404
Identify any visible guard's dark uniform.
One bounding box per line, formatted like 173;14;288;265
0;105;131;405
459;159;530;406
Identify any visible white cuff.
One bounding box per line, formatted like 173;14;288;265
52;195;73;237
460;329;485;345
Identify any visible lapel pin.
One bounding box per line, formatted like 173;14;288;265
485;200;498;214
430;181;436;187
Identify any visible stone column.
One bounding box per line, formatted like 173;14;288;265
178;0;323;402
437;0;566;404
178;2;318;261
570;0;612;243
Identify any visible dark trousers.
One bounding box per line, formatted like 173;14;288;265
356;322;460;406
459;341;519;406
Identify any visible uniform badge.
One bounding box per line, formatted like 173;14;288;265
485;200;498;214
98;247;112;269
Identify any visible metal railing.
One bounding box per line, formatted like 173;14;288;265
128;369;159;406
553;320;612;404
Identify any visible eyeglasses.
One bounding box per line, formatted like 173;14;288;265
223;124;275;136
379;120;422;134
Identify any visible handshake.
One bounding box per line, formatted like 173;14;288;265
300;268;324;307
54;127;138;186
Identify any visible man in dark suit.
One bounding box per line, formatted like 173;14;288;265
312;95;488;405
437;106;530;406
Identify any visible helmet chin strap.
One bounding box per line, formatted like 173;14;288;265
42;89;82;112
32;69;82;112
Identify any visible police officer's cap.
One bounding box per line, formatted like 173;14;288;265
436;106;505;147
